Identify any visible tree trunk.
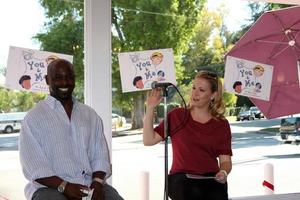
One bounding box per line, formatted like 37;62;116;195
131;93;146;129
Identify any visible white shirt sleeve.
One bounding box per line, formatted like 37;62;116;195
19;119;56;181
88;115;112;178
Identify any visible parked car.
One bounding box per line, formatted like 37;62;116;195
0;112;27;133
279;117;300;144
236;110;254;121
249;106;264;119
112;113;126;127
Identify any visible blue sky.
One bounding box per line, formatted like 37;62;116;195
0;0;252;68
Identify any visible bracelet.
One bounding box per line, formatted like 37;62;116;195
220;170;228;177
93;177;105;185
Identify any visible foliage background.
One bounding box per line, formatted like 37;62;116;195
0;1;291;125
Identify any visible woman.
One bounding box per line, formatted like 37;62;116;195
143;70;232;200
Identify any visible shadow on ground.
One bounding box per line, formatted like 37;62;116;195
232;131;280;149
0;134;19;151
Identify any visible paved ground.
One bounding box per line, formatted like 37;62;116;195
1;121;300;199
111;131;300;200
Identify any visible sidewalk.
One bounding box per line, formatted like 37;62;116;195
2;124;300;200
0;127;142;200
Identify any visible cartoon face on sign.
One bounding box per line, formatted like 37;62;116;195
151;52;163;66
255;82;262;93
253;65;265;77
19;75;31;90
157;70;165;81
133;76;144;89
233;81;242;93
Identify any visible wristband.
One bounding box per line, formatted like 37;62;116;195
93;177;105;185
220;170;228;177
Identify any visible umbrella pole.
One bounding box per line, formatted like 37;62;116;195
297;60;300;87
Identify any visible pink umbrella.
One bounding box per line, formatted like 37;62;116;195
225;6;300;119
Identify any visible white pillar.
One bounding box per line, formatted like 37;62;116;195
84;0;112;156
139;171;150;200
263;163;274;195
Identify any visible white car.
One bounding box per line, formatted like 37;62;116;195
0;112;27;133
111;113;126;127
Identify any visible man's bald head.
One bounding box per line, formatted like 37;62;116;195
47;59;74;75
45;59;75;102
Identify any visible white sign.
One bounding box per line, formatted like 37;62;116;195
224;56;273;101
5;46;73;93
118;48;176;93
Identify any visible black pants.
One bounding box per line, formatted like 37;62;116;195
32;184;124;200
168;173;228;200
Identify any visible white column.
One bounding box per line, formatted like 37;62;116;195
139;171;150;200
84;0;112;152
263;163;274;195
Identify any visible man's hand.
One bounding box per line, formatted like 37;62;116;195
64;182;89;200
90;181;104;200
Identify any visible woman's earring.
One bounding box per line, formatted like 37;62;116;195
210;98;215;107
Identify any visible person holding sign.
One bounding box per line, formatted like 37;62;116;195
19;59;123;200
143;70;232;200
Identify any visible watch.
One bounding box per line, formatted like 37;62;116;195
93;177;106;185
57;180;67;193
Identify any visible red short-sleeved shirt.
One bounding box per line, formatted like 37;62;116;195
154;108;232;175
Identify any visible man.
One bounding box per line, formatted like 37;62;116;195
19;59;123;200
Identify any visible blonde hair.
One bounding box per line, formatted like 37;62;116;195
191;71;226;119
151;52;163;60
46;55;60;65
253;65;264;72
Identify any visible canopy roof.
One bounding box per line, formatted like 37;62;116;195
247;0;300;5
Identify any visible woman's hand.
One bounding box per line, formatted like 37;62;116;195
143;88;164;146
146;89;162;108
215;170;227;184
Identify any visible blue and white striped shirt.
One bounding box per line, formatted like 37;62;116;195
19;96;111;200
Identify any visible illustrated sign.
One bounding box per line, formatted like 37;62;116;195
5;46;73;93
224;56;273;101
118;48;176;93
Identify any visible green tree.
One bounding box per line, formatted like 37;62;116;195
34;0;207;129
0;86;45;112
34;0;240;129
112;0;206;128
181;7;222;80
178;5;238;112
0;87;15;112
34;0;84;101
